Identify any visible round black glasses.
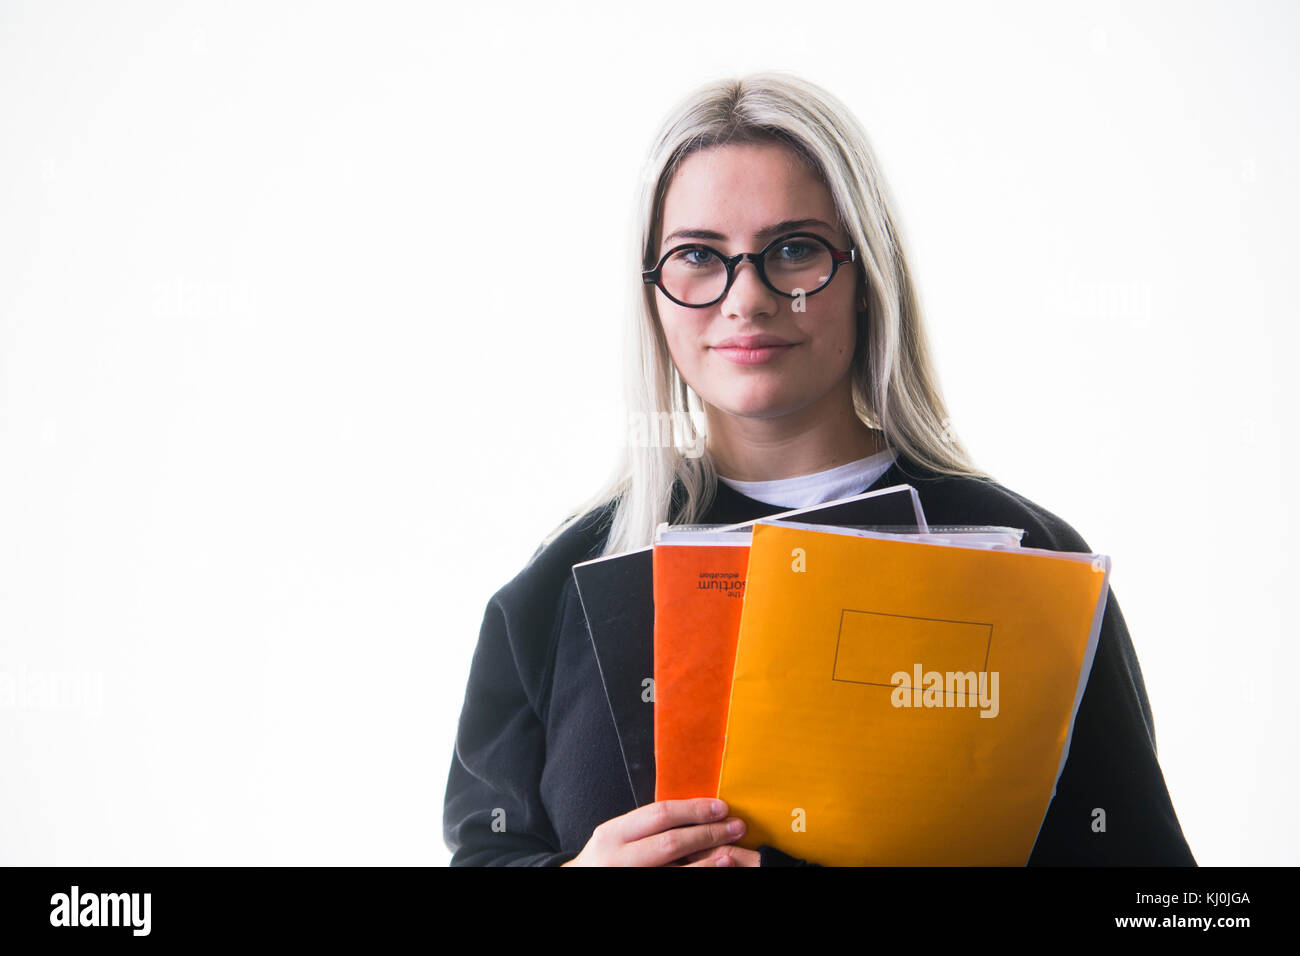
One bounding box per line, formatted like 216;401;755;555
642;231;856;308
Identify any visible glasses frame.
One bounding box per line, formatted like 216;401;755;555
642;231;856;308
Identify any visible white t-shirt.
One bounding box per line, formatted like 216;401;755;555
716;448;897;510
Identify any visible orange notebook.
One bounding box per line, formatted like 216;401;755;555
652;534;750;801
716;520;1110;866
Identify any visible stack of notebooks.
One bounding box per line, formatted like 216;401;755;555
571;484;1110;866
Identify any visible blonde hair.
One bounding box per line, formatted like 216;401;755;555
540;70;991;559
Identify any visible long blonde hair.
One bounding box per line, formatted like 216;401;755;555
540;70;991;559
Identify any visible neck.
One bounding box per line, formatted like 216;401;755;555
705;379;887;481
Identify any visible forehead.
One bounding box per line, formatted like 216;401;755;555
660;142;836;242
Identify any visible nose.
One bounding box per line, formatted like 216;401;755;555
720;257;778;319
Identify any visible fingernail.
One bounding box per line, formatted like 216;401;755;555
715;855;732;866
711;800;725;817
728;819;744;835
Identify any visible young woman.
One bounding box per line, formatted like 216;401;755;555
443;72;1195;867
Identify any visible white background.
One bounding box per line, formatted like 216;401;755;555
1;0;1294;865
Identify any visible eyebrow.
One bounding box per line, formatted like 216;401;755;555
660;218;840;249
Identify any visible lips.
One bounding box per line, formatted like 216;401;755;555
712;334;796;349
710;335;798;366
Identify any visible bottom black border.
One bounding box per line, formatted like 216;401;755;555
0;865;1281;941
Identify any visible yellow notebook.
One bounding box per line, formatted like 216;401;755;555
716;520;1109;866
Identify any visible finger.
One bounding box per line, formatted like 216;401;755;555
609;798;730;844
677;844;734;867
679;844;761;867
683;845;760;867
677;843;730;865
681;842;722;868
627;816;747;867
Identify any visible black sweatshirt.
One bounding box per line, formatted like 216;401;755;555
442;451;1196;866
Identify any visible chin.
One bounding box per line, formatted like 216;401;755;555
711;393;801;421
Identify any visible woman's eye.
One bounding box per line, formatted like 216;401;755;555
776;241;813;261
674;249;716;268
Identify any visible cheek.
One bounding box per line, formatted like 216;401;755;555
666;304;710;337
659;313;702;369
807;303;858;359
841;317;858;355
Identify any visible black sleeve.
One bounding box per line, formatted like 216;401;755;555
758;845;822;867
1027;587;1196;865
443;596;577;866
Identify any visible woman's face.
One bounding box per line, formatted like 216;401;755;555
653;142;860;423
